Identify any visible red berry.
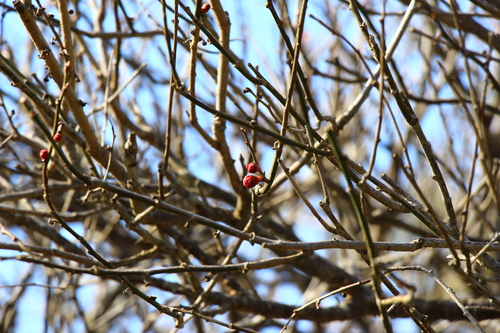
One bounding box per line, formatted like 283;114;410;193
246;162;261;173
243;174;262;188
53;133;62;142
39;149;49;160
201;3;210;13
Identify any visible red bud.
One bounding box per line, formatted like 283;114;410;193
53;133;62;142
243;174;262;188
246;162;261;173
201;3;210;13
40;149;49;160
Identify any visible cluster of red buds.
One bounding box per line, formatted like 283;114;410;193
39;133;63;161
242;162;263;188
